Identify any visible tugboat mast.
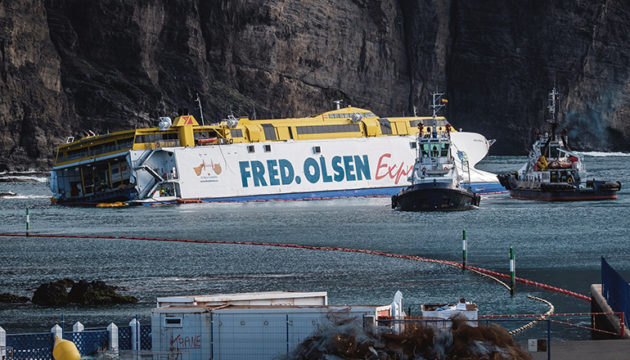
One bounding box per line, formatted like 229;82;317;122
430;92;446;120
430;92;447;138
541;88;559;158
547;88;558;138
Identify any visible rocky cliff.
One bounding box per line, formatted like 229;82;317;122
1;0;629;170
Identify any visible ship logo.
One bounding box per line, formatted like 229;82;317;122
194;160;222;176
181;115;195;125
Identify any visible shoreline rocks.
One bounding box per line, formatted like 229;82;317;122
0;293;30;303
31;279;137;306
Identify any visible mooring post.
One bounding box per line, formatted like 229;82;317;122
73;321;84;354
107;323;119;355
0;326;6;360
51;324;62;339
462;230;467;271
510;247;515;296
129;318;138;351
26;208;30;236
547;318;551;360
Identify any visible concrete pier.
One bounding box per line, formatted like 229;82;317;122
590;284;630;339
528;340;630;360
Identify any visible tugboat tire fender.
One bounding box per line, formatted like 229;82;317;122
540;183;575;192
600;181;622;191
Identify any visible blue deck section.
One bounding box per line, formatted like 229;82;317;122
58;188;136;205
139;182;506;206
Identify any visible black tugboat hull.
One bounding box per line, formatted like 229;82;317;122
392;183;480;211
504;178;621;201
510;188;619;201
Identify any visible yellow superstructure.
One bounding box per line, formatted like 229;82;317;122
54;106;454;167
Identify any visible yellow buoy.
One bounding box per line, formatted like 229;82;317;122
52;336;81;360
96;201;127;208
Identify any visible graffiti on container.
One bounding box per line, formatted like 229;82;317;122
169;333;201;349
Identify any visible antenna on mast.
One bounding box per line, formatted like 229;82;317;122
430;92;447;119
333;100;343;110
547;87;558;138
195;93;205;126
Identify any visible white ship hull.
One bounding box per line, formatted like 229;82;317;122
123;133;503;204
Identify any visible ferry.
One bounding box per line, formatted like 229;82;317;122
497;88;621;201
49;100;504;205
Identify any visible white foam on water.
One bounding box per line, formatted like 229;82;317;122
0;175;48;182
1;194;50;199
0;170;46;174
577;151;630;157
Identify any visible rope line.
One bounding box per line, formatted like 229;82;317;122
0;232;591;302
508;295;555;335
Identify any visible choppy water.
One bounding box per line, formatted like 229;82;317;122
1;155;629;340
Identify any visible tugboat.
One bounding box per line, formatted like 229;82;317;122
391;93;481;211
497;88;621;201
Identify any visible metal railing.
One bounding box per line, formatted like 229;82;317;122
63;329;108;356
2;322;153;359
5;332;53;360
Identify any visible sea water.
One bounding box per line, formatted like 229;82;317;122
0;155;629;340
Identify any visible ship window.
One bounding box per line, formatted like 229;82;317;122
194;131;218;140
261;124;277;141
90;144;104;156
313;146;321;154
329;112;375;119
409;142;416;149
378;119;392;135
296;124;360;135
247;145;255;153
231;129;243;138
116;137;134;150
135;132;178;143
441;144;449;157
66;148;88;161
264;144;271;152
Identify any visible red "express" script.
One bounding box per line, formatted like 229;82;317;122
375;153;414;184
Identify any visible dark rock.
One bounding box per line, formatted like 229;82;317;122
0;293;30;303
68;280;138;305
31;278;135;306
32;282;69;306
1;0;630;170
55;278;75;288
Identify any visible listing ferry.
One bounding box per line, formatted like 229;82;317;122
497;88;621;201
50;101;504;205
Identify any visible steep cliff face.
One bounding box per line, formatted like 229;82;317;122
0;0;73;170
0;0;629;170
447;0;630;154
